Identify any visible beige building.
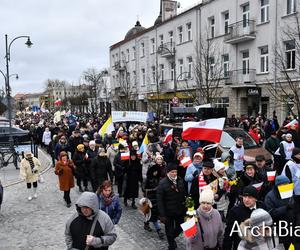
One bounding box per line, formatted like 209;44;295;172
110;0;300;121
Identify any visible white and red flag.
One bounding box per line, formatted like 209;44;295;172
182;118;226;143
284;119;298;129
180;217;197;238
267;171;276;182
163;129;173;144
198;171;208;190
121;151;130;160
181;157;192;168
252;182;264;191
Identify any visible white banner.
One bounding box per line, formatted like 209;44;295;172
112;111;148;123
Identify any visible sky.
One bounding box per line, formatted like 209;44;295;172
0;0;201;95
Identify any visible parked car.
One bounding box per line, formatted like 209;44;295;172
159;123;272;165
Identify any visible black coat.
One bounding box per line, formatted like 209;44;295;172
90;156;113;186
113;153;129;178
156;176;186;218
68;136;83;157
223;201;266;250
72;151;89;178
124;159;142;199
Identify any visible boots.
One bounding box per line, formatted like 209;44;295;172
33;188;38;199
124;198;128;207
78;186;83;192
84;186;88;191
131;199;137;209
144;222;152;232
27;189;33;201
157;229;164;239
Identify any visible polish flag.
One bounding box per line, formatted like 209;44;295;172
198;171;208;190
181;157;192;168
278;183;294;199
284;119;298;129
163;129;173;144
182;118;226;143
267;171;276;182
121;151;130;160
180;217;197;238
252;182;264;191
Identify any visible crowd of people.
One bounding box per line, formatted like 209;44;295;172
8;110;300;249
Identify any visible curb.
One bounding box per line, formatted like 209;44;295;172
3;148;52;188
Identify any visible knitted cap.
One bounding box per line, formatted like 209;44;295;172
250;208;273;227
193;152;203;159
242;185;258;199
167;162;178;172
213;159;225;172
275;175;290;186
199;188;214;204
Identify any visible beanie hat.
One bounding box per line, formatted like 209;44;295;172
132;141;139;147
203;161;214;168
167;162;178;172
292;147;300;157
193;152;203;159
250;209;273;227
155;153;163;161
275;175;290;186
77;144;85;151
213;159;225;172
242;185;258;199
89;140;96;146
199;188;214;204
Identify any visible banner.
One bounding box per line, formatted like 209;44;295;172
112;111;148;123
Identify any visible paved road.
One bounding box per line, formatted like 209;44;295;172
0;150;186;250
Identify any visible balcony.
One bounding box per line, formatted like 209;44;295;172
225;20;256;44
157;42;175;59
225;69;256;86
147;79;174;93
113;61;126;71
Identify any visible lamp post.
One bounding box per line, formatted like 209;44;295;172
5;34;33;149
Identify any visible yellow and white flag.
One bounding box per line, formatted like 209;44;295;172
278;183;294;199
99;116;114;138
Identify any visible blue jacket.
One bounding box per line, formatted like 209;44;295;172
97;193;122;225
185;162;203;193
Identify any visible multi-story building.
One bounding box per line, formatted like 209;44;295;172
110;0;300;122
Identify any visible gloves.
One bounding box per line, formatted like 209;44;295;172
193;170;198;177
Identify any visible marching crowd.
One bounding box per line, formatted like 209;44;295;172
6;111;300;250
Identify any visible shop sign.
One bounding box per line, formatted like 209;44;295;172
247;88;261;96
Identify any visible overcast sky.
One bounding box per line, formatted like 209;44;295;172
0;0;201;95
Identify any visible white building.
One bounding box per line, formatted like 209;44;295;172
110;0;300;121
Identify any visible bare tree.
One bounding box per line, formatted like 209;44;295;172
194;30;224;105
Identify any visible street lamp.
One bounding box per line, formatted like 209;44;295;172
5;34;33;149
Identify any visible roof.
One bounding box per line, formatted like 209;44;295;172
124;21;146;40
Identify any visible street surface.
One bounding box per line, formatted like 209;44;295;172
0;150;185;250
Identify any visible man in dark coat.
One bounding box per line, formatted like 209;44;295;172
156;162;186;250
223;185;266;250
0;179;3;211
68;129;84;158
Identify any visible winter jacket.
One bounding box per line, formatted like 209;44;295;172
54;159;75;191
124;158;143;198
113;152;129;178
65;192;117;250
156;176;186;218
161;144;176;163
98;193;122;225
106;147;118;172
55;141;69;160
265;136;280;155
223;201;266;250
42;131;52;146
72;150;89;178
68;135;83;157
221;151;236;180
185;162;203;193
283;160;300;195
20;155;41;183
186;208;224;250
90;156;113;186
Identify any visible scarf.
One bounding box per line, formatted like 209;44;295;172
198;171;207;190
26;157;35;171
167;174;177;185
102;194;113;206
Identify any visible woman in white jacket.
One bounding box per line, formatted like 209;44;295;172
42;127;52;152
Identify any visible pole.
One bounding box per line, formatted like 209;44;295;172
5;34;13;149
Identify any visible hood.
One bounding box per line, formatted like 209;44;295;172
76;192;99;218
221;151;231;162
239;219;255;243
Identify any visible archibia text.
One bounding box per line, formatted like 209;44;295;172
230;221;300;237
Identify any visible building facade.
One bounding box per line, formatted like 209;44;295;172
110;0;300;121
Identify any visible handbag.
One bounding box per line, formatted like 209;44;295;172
84;213;99;250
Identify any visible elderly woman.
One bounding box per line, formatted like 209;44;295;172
186;188;224;250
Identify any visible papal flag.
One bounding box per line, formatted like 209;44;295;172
138;133;149;154
278;183;294;199
99;116;114;138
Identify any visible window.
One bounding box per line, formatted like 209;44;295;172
170;63;175;80
260;46;269;73
242;51;250;74
112;55;115;65
132;46;136;60
186;23;192;41
178;59;184;79
169;31;174;49
141;43;145;57
261;0;269;23
243;4;250;29
151;38;155;54
159;35;164;46
133;70;136;84
187;57;193;78
223;54;229;78
160;64;164;82
210;17;215;38
121;51;125;61
178;26;183;44
151;66;156;83
285;40;296;69
126;49;130;62
224;12;229;34
209;57;215;78
287;0;296;14
141;68;145;86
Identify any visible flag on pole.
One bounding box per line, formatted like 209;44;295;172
284;119;298;129
278;183;294;199
99;116;114;138
163;129;173;144
121;151;130;161
252;182;264;191
289;243;295;250
138;133;149;154
182;118;226;142
180;217;197;238
267;171;276;182
181;157;192;168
